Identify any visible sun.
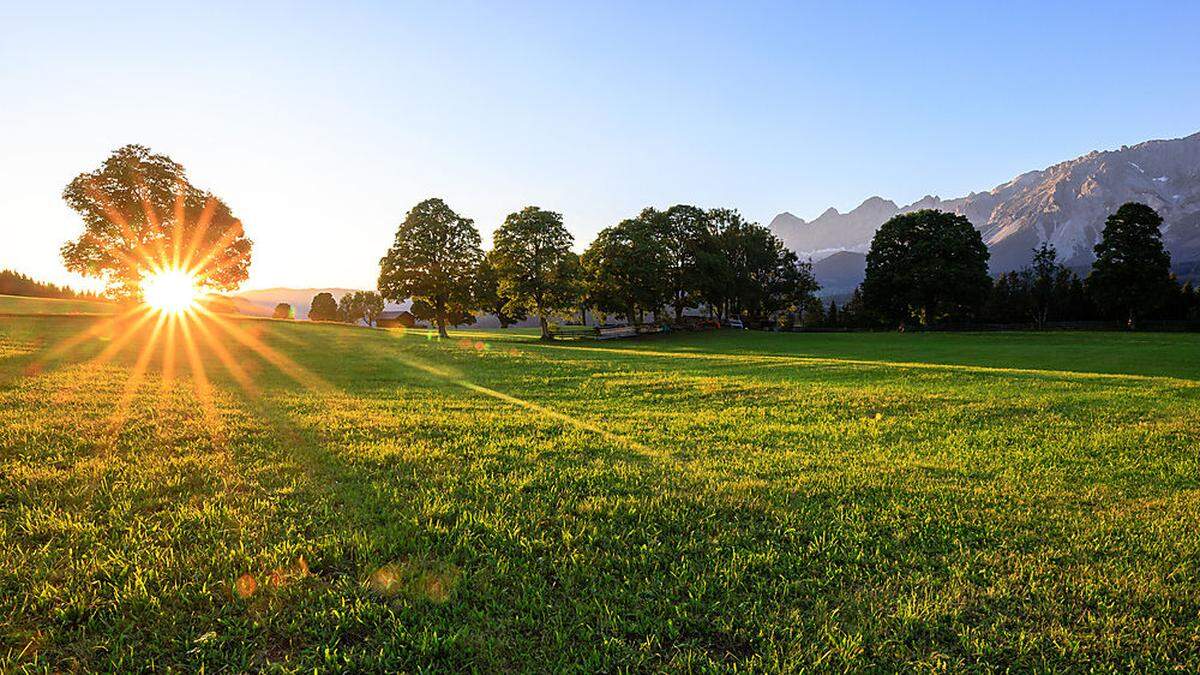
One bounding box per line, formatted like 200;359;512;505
141;269;201;315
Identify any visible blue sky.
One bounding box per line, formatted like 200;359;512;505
2;1;1199;290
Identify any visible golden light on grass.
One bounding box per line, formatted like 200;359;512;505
19;188;341;447
141;268;202;316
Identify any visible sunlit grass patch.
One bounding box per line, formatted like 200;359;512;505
3;303;1200;670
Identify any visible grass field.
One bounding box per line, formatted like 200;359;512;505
0;293;115;316
2;296;1200;670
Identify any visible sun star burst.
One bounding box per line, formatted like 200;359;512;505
142;268;201;315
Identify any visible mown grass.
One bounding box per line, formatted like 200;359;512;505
2;299;1199;670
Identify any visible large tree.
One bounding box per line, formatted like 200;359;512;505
61;144;252;298
473;252;527;328
491;206;583;339
862;209;991;329
703;210;800;322
659;205;716;322
378;198;482;338
582;214;669;322
309;292;338;321
696;208;739;318
359;291;385;327
336;291;385;326
1087;202;1174;329
338;292;365;324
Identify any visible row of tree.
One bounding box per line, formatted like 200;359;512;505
375;199;820;339
303;290;386;325
846;203;1192;330
0;269;103;301
52;147;1197;333
294;200;1190;334
55;147;1191;334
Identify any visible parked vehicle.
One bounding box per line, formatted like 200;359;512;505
724;318;745;329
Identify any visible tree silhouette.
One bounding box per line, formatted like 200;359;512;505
61;145;252;298
378;198;482;338
273;302;292;319
492;206;583;339
1087;202;1174;329
1021;243;1073;329
309;292;338;321
862;209;990;329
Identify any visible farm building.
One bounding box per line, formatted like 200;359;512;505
376;310;416;328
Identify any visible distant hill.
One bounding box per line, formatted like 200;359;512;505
810;251;867;296
772;131;1200;274
233;288;408;320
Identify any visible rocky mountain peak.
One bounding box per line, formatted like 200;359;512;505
770;130;1200;273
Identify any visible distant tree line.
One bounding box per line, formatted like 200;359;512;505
375;198;820;339
304;290;386;326
0;269;104;301
302;198;1193;336
824;202;1197;331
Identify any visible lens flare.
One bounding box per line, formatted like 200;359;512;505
142;269;201;315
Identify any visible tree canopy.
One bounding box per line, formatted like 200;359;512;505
582;214;669;322
862;209;991;328
1087;202;1174;328
491;206;582;339
659;205;717;322
338;292;363;324
473;252;527;328
60;144;252;298
273;302;293;320
360;291;385;327
309;292;338;322
378;198;483;338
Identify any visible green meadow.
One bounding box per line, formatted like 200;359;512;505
2;295;1199;670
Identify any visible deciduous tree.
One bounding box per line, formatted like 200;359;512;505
492;206;582;339
582;215;668;323
360;291;385;327
473;252;527;328
1087;202;1174;329
309;292;338;321
862;209;991;329
378;198;482;338
659;205;715;322
337;292;363;324
61;144;252;298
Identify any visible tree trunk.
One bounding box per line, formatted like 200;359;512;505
436;303;449;338
539;314;551;341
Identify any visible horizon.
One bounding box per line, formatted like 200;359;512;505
3;2;1200;293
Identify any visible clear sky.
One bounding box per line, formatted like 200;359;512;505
3;1;1199;292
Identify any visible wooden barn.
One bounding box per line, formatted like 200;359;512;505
376;310;416;328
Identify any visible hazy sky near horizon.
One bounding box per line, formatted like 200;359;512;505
3;1;1199;292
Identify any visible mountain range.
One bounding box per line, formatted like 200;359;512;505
771;131;1200;293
